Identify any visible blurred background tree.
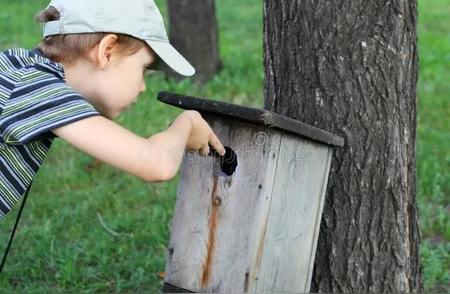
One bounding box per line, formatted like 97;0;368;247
165;0;222;83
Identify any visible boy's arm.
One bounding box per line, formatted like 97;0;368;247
51;114;193;182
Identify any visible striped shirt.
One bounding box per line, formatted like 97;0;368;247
0;48;101;219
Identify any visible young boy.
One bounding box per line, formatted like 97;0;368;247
0;0;226;219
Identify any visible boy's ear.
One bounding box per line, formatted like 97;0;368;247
94;34;120;69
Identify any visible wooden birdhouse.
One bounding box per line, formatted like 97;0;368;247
158;91;344;293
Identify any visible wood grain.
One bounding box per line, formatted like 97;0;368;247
164;116;334;293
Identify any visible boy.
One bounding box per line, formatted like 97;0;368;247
0;0;226;220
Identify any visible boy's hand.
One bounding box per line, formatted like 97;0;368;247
177;110;226;157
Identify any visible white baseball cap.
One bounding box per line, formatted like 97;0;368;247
42;0;196;76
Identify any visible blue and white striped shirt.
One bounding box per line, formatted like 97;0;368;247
0;48;101;219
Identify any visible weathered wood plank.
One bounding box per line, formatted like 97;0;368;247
254;134;332;293
164;116;281;292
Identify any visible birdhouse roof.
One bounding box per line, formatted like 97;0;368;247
158;91;344;147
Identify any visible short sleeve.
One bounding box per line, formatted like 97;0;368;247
0;70;101;145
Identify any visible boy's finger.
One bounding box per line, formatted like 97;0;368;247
200;144;210;157
209;133;226;156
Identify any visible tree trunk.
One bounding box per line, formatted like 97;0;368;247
166;0;222;83
263;1;423;292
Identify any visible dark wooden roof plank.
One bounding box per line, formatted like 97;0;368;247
157;91;344;147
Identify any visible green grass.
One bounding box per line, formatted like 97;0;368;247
0;0;448;292
417;0;450;291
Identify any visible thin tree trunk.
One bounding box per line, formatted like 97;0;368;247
166;0;222;83
263;0;423;292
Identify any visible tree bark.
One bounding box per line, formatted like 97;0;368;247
166;0;222;83
263;0;423;292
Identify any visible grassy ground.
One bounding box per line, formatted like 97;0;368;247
416;0;450;291
0;0;448;292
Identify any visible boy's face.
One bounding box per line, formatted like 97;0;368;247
63;35;157;120
93;46;155;119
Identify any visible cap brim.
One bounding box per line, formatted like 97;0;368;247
146;40;195;77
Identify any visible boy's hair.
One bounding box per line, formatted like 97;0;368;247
35;6;148;65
